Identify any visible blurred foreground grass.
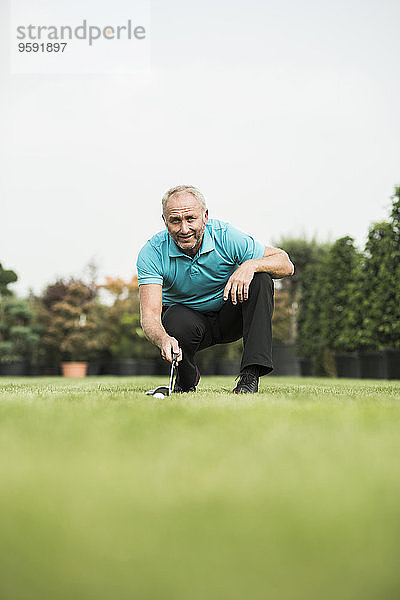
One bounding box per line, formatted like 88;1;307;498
1;376;400;600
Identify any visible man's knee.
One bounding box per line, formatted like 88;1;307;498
249;272;274;294
162;304;205;346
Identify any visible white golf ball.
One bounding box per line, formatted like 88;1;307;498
153;392;165;399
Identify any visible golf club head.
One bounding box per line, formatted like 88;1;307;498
145;385;170;396
145;351;180;397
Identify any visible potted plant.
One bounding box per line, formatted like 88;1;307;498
36;279;104;378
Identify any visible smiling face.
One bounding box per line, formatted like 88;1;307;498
163;191;208;257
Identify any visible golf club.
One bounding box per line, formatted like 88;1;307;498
145;352;179;397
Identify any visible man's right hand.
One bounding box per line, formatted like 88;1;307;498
160;335;182;364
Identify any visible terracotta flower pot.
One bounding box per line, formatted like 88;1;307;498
61;362;88;378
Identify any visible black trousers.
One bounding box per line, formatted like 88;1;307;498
161;272;274;386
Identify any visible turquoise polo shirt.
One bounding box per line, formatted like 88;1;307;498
136;218;265;313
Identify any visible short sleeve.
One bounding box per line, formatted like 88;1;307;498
136;242;164;286
224;224;265;265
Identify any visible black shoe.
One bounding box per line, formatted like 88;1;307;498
232;366;259;394
173;382;197;393
173;365;200;393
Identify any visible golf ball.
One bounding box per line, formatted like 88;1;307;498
153;392;165;399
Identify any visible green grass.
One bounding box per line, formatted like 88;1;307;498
1;376;400;600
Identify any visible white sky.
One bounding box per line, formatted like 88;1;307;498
1;0;400;296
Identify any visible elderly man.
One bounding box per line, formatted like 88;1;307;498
137;185;294;393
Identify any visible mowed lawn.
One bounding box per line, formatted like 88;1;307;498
1;377;400;600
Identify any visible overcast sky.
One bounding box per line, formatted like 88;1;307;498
1;0;399;296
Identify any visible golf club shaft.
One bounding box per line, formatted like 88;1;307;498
168;352;179;394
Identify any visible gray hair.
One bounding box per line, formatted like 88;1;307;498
162;185;207;216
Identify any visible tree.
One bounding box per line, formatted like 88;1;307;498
297;237;363;374
273;236;331;342
274;236;331;302
0;264;40;364
388;186;400;346
297;260;330;374
98;276;157;359
360;187;400;349
391;185;400;236
320;236;364;353
0;263;17;296
272;288;292;343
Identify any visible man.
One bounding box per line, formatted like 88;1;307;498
137;185;294;393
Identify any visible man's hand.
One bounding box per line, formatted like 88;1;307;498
160;335;182;363
223;261;256;305
223;249;294;305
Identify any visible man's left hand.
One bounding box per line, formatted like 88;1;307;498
223;261;256;305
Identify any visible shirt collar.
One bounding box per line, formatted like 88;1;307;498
168;226;215;258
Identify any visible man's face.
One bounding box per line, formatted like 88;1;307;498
163;192;208;256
